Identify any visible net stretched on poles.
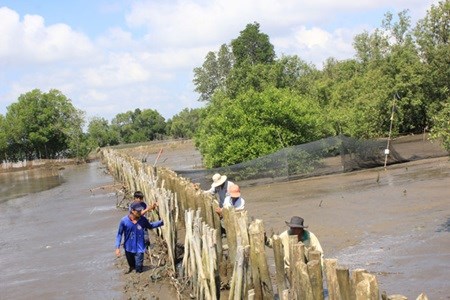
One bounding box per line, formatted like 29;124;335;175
174;134;447;189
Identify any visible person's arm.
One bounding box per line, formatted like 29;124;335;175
216;196;232;216
115;220;124;257
215;207;223;216
142;202;158;215
142;216;164;229
205;186;216;194
309;232;323;257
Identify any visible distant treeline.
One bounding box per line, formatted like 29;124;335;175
1;1;448;165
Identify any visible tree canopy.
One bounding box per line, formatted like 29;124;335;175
2;2;449;164
192;3;450;167
0;89;88;161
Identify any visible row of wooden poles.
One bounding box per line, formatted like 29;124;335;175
101;148;428;300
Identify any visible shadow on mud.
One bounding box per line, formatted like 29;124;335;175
436;217;450;232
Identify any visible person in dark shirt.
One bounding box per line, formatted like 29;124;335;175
205;173;234;208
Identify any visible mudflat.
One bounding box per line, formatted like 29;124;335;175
245;157;449;299
135;139;449;299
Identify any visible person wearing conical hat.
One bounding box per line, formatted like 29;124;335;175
205;173;234;208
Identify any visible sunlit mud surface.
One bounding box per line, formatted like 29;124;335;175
5;141;446;299
0;162;125;299
244;157;450;299
135;140;449;299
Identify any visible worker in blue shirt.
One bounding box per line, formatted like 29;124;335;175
115;201;164;273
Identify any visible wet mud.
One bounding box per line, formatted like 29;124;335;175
2;140;448;299
244;157;450;299
141;140;449;299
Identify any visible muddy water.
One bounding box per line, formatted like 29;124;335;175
0;168;64;203
0;162;124;300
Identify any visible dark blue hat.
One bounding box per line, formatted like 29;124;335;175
130;202;144;211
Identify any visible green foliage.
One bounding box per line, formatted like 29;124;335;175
87;117;120;147
193;44;234;103
168;108;202;139
3;89;85;161
414;0;450;114
231;22;275;67
0;115;8;160
195;87;333;168
111;108;166;143
192;7;450;168
429;99;450;151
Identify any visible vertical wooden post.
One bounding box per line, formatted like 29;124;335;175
248;219;274;300
293;260;313;299
281;289;290;300
288;235;299;285
223;208;238;263
248;289;255;300
272;235;288;293
324;258;340;300
352;269;379;300
416;293;429;300
308;259;324;300
336;267;353;300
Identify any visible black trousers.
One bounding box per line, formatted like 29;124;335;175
125;250;144;272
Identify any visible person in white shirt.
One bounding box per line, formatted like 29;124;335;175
215;184;245;216
266;216;323;271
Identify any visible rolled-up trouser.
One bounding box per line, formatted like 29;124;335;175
125;251;145;272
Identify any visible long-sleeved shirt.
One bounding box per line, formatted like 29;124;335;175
115;215;163;254
267;229;323;270
223;196;245;211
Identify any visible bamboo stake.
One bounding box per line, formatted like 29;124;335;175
416;293;429;300
294;260;313;299
231;245;245;300
336;267;353;300
308;259;324;300
248;219;274;300
281;289;290;300
272;235;287;293
324;259;340;300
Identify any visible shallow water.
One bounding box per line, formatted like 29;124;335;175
0;162;124;300
0;168;64;203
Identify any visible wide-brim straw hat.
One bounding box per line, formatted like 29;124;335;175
211;173;227;188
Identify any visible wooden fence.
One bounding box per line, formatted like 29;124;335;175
101;148;428;300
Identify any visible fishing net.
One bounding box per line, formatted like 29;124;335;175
174;134;448;189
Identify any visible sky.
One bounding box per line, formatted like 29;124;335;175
0;0;439;122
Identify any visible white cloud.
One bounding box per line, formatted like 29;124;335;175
0;7;94;66
0;0;442;121
82;53;150;88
